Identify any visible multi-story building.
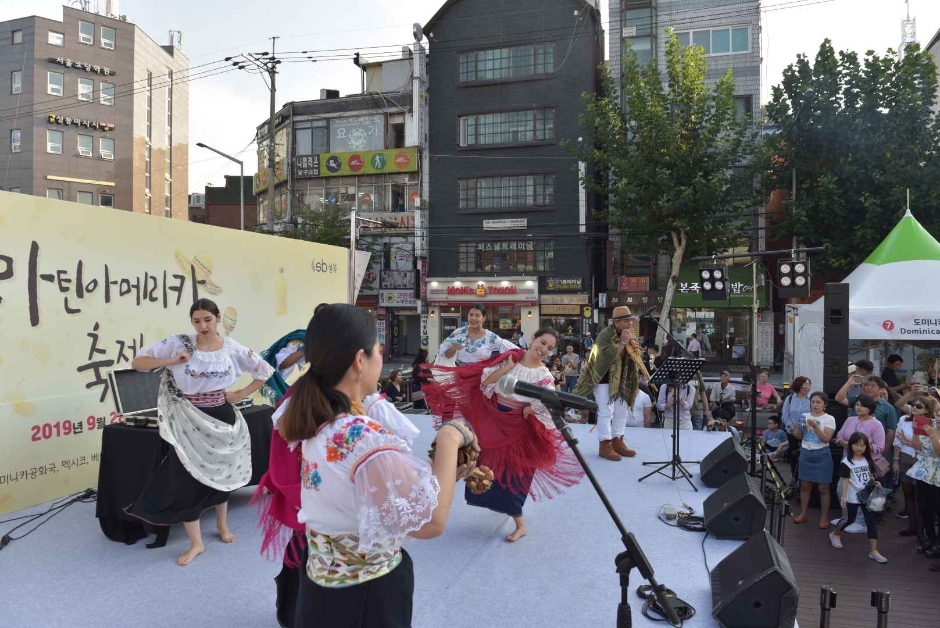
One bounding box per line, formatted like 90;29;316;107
0;5;188;216
606;0;763;365
254;45;428;358
188;176;256;230
423;0;605;356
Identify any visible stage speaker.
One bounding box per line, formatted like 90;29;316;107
700;437;747;488
710;530;799;628
704;473;767;540
823;282;849;392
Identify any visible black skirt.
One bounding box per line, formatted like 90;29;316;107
294;549;414;628
274;536;307;628
124;403;237;525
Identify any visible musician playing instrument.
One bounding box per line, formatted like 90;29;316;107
573;306;644;461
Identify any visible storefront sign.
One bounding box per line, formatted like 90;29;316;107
618;276;649;292
420;259;427;299
47;113;114;132
608;292;665;308
427;278;538;304
483;219;527;230
380;290;417;308
358;212;415;233
672;266;767;308
380;271;414;290
545;278;583;292
542;305;581;315
474;240;535;252
253;159;286;194
50;57;114;76
377;318;386;345
583;306;593;318
294;148;418;179
331;115;385;153
420;314;428;349
540;294;589;305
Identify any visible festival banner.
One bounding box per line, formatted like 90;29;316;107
0;192;347;515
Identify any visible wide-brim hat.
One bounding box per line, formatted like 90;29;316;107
175;249;223;295
610;306;633;320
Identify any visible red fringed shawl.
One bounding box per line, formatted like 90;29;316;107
422;349;584;501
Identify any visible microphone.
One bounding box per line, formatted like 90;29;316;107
496;373;598;411
636;306;656;319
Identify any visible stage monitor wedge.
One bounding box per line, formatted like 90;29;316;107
700;437;747;488
704;473;767;540
710;530;799;628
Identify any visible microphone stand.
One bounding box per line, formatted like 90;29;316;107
546;398;682;628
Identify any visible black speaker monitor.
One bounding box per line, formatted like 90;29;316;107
710;530;799;628
700;437;747;488
704;473;767;540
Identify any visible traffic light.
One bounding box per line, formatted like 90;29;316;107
700;266;728;301
777;259;810;298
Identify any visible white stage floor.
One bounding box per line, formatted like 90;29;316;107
0;419;753;628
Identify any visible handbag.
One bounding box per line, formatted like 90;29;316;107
874;456;890;478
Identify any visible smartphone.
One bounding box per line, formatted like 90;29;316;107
914;415;930;437
853;375;867;385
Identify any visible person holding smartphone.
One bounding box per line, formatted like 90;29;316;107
792;392;837;528
897;410;940;566
894;395;939;538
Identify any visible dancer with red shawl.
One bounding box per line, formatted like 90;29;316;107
424;328;584;542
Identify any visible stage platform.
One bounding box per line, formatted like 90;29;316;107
0;419;765;628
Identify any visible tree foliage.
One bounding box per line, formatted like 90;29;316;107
568;33;757;341
758;40;940;272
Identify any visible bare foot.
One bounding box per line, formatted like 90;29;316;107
177;543;205;566
217;525;236;543
506;526;528;543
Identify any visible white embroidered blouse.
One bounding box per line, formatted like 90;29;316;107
439;327;517;365
138;335;274;395
480;360;556;430
281;394;438;588
274;340;305;379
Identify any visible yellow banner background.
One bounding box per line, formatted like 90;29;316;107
0;192;347;515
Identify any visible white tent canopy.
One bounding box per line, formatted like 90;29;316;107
794;210;940;386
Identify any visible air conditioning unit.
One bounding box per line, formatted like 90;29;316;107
100;151;114;160
79;148;92;157
11;145;20;153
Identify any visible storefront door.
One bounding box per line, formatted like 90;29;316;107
441;314;461;345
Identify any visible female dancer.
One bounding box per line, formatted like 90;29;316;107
439;304;517;366
260;303;328;404
277;304;476;626
128;298;275;566
424;329;584;542
791;391;836;529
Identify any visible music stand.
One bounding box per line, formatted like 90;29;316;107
638;356;706;491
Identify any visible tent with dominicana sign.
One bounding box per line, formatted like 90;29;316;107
793;210;940;386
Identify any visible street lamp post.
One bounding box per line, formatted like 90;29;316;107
195;142;245;231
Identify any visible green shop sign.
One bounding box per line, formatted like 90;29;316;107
671;265;766;308
294;147;418;179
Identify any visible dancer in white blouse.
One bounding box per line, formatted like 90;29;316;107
128;298;275;566
277;304;476;627
439;304;518;366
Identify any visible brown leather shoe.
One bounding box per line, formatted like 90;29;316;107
599;440;622;461
612;436;636;457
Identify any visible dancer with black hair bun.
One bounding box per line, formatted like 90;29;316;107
127;298;275;566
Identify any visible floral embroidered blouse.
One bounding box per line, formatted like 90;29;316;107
480;360;556;429
138;335;274;395
296;401;439;588
907;435;940;488
440;327;517;366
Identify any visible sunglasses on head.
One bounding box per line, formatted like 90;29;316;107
912;403;926;410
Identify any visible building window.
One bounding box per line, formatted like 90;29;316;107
9;188;20;193
10;129;20;153
11;70;21;94
295;127;312;155
47;189;64;200
77;191;94;204
458;174;555;210
47;71;64;96
78;134;93;157
312;120;328;153
623;5;654;66
100;137;114;160
390;122;405;149
48;31;64;47
459;43;554;83
79;21;94;45
458;240;554;273
12;30;23;45
675;26;750;56
100;82;114;105
458;109;555;146
101;26;115;50
46;129;63;154
100;193;114;208
77;78;93;101
733;95;753;120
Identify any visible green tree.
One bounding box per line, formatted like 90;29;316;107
568;32;757;344
759;40;940;272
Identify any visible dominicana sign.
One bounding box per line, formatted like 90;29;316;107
294;147;418;178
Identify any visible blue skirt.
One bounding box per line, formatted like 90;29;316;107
799;446;833;484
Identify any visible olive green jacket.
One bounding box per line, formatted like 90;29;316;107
572;325;639;405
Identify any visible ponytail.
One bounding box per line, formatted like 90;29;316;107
278;371;352;442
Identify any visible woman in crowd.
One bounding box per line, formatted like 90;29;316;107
550;356;565;391
127;298;275;566
755;370;783;410
657;379;696;431
781;376;813;480
423;329;584;543
830;395;886;531
893;395;939;539
898;408;940;568
384;369;405;403
792;391;836;529
410;349;431;410
277;304;477;626
438;304;517;366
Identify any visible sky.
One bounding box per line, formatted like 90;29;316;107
3;0;939;194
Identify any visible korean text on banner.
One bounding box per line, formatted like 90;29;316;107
0;192;347;515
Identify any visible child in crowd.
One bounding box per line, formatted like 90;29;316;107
761;416;788;461
830;432;887;563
